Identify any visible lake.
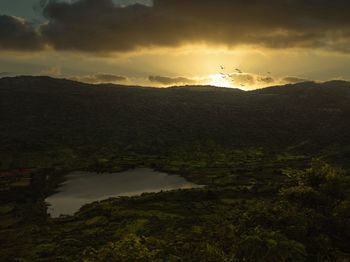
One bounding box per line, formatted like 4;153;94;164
45;168;202;217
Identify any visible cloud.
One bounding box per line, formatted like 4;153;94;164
0;15;44;51
94;73;127;82
2;0;350;53
149;73;309;89
221;72;310;89
41;66;62;76
149;75;197;86
65;71;309;89
70;73;127;84
38;0;350;53
256;76;275;84
0;72;14;77
231;74;256;86
281;76;309;84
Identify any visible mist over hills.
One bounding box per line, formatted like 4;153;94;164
1;76;350;155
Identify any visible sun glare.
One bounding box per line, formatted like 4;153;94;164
208;74;235;88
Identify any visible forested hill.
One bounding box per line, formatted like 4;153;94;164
1;76;350;154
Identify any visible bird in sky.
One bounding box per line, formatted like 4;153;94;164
235;68;242;74
220;65;225;70
219;73;227;78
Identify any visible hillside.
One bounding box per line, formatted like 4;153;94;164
1;76;350;261
1;76;350;157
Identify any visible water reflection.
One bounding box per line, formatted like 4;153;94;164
46;168;202;217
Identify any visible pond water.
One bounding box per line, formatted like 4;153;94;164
45;168;202;218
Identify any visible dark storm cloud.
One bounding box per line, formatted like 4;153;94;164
0;15;44;51
149;75;196;86
38;0;350;53
2;0;350;52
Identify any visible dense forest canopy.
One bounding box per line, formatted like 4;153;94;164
1;77;350;158
0;77;350;261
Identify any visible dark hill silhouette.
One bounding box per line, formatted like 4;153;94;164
1;76;349;155
254;80;350;96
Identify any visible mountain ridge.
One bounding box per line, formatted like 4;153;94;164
1;76;350;164
2;75;350;93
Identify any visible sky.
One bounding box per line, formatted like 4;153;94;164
1;0;350;89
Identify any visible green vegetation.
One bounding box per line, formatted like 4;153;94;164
1;154;349;261
0;77;350;261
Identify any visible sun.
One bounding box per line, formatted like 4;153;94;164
208;74;234;88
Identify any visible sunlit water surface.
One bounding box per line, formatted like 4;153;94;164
45;168;202;217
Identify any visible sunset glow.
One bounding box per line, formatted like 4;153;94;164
2;1;350;261
208;74;235;88
1;0;350;88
